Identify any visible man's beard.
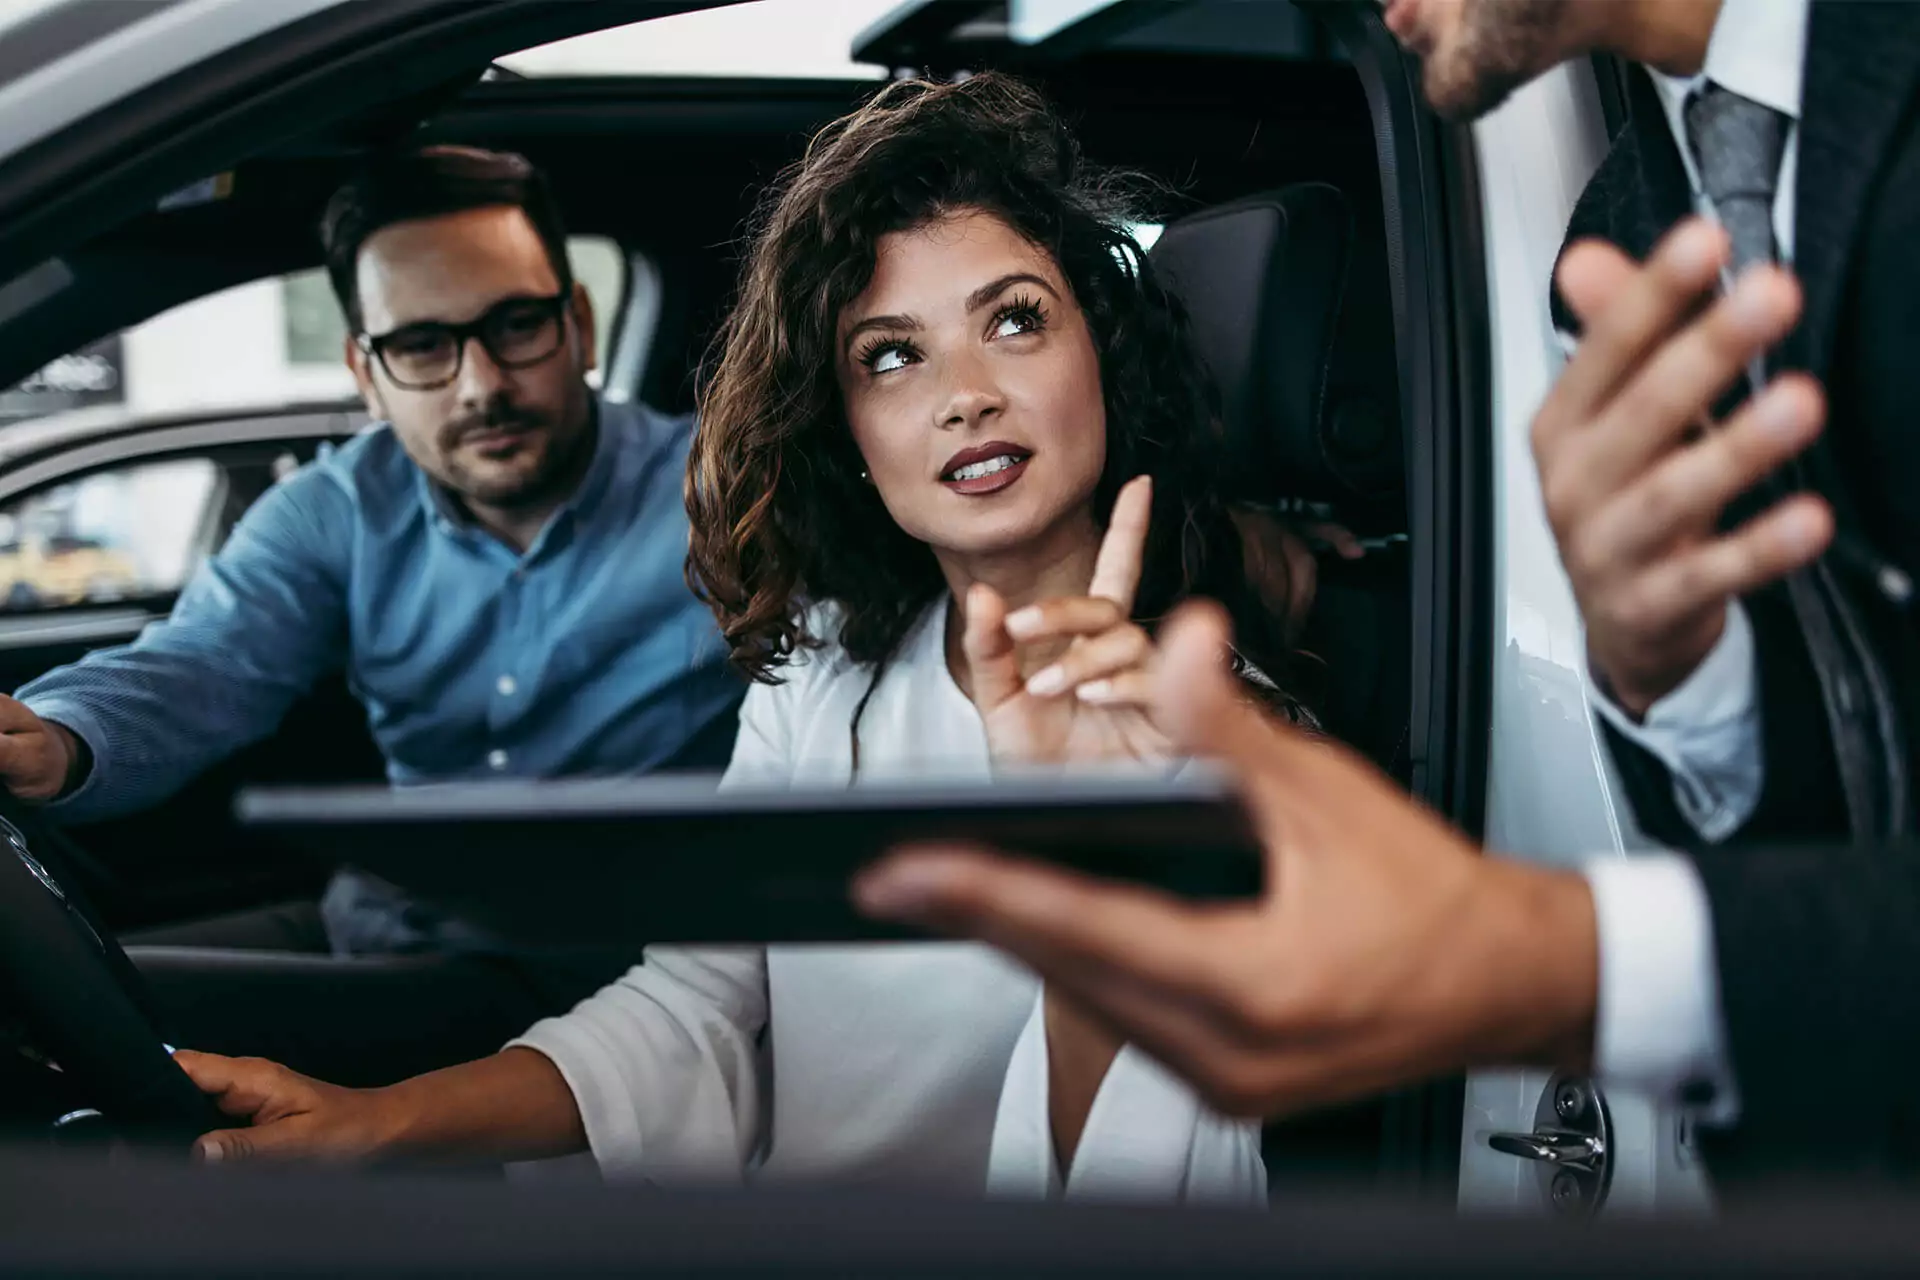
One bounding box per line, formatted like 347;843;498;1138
1423;0;1571;121
439;401;581;509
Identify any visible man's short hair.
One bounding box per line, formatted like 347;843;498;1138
320;145;573;332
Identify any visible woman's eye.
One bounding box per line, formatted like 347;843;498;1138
992;307;1044;339
863;343;914;374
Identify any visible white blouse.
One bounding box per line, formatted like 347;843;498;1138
510;599;1265;1202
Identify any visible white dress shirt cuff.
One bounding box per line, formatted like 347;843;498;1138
1584;854;1739;1125
1587;601;1763;842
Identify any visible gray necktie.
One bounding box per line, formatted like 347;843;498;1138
1683;82;1790;271
1684;81;1909;837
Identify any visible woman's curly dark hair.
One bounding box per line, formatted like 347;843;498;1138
689;72;1290;689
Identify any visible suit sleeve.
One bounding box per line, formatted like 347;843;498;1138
1690;837;1920;1185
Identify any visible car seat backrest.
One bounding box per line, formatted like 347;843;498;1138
1150;182;1413;783
1146;182;1404;531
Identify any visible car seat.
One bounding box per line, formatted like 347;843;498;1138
1149;183;1413;784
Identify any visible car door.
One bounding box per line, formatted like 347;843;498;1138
1459;57;1715;1217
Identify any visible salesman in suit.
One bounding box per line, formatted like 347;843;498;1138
854;0;1920;1191
1549;0;1916;857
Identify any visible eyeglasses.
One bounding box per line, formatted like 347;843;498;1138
358;293;570;391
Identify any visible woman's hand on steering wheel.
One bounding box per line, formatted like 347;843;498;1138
174;1048;400;1164
966;475;1172;768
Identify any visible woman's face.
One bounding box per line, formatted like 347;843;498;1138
835;209;1107;559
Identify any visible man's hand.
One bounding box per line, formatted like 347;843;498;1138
175;1050;402;1164
855;603;1599;1120
1541;218;1834;717
0;695;80;802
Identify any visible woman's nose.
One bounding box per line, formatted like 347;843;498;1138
934;351;1005;429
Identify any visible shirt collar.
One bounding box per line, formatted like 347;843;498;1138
1649;0;1808;123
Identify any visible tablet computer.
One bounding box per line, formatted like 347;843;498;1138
235;771;1261;946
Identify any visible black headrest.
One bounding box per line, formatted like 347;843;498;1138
1149;183;1403;523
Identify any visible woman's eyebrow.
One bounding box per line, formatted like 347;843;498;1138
841;312;917;356
965;272;1060;313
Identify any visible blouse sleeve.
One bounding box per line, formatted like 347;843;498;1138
983;988;1267;1204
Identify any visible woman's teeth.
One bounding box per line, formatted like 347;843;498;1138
948;454;1024;481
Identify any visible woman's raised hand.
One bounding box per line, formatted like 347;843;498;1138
965;475;1174;767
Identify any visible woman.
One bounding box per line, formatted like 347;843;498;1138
176;73;1320;1202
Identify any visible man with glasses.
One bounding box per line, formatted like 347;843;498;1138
0;146;743;1086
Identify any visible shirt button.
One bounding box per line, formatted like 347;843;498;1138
487;749;509;771
496;675;518;697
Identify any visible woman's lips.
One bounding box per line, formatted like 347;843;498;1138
941;452;1032;496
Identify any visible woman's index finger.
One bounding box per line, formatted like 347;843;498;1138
1089;475;1152;610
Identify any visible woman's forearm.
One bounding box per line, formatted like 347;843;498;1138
374;1047;588;1165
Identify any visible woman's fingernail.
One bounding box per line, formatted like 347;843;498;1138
1076;680;1114;702
197;1140;222;1164
1005;607;1043;638
1026;665;1067;696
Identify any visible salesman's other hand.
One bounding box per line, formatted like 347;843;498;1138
1543;218;1832;718
855;602;1600;1120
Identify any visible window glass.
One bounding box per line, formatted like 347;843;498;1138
567;236;628;384
0;458;221;614
3;235;628;427
282;270;344;367
501;0;894;79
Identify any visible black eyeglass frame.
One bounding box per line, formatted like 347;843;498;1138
356;291;572;391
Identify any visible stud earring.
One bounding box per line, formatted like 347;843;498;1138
859;469;870;481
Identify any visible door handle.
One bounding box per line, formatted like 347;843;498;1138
1487;1127;1604;1170
1485;1075;1613;1215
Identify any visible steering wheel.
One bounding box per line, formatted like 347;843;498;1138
0;794;223;1149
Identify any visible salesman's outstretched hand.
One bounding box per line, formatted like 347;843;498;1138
855;602;1601;1119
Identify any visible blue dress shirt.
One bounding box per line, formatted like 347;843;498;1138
18;394;743;952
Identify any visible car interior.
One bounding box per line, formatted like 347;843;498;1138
0;0;1489;1198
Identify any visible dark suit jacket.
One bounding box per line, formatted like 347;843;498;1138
1556;3;1920;1188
